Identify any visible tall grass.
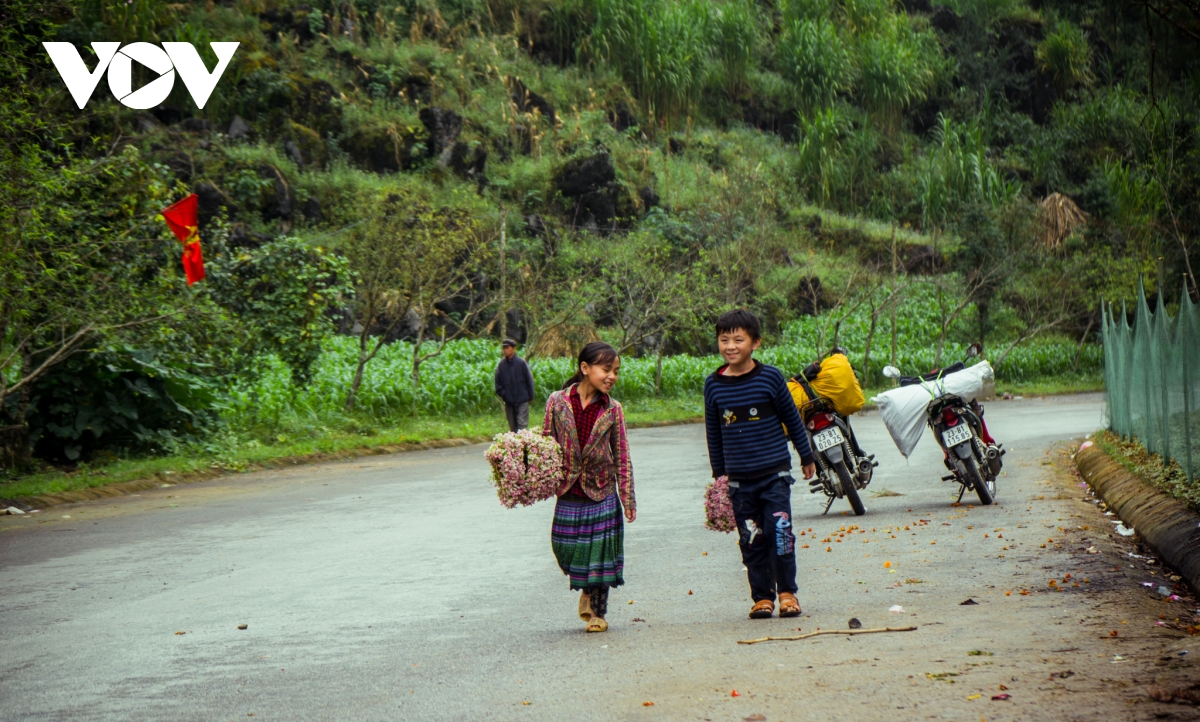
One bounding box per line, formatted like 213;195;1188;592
776;17;853;111
919;115;1021;230
586;0;716;124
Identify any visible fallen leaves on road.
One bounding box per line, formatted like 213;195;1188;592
642;701;654;707
967;694;982;700
961;598;979;605
992;693;1011;700
730;690;741;697
884;561;892;568
744;715;766;721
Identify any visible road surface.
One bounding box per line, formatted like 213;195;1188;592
3;393;1198;720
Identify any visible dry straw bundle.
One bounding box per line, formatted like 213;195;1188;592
1039;192;1087;250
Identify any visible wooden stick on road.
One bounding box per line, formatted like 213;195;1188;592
738;625;918;645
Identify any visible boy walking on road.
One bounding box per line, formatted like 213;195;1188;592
495;339;535;432
704;310;817;619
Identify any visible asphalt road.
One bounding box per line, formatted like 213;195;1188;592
4;392;1190;721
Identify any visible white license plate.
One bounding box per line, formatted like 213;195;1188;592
942;424;973;448
813;427;845;452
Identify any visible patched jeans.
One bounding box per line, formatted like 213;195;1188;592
730;472;798;602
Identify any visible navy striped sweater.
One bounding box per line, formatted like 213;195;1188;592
703;360;814;480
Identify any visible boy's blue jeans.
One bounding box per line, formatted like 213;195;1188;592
730;472;798;603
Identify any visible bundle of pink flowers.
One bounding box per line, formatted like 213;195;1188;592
704;475;736;532
485;429;564;508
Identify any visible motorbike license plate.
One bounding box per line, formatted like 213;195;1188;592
942;424;972;448
813;427;844;452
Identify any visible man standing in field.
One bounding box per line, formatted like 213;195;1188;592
495;339;536;432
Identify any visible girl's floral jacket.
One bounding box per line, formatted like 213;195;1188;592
542;386;635;512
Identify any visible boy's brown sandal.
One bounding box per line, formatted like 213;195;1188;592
749;599;775;619
578;591;593;621
778;593;801;618
586;617;608;633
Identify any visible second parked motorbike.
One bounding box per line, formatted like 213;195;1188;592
882;344;1004;506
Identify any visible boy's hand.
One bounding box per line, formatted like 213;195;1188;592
625;507;636;523
801;463;816;480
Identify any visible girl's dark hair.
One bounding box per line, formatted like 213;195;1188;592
715;308;761;340
562;341;619;389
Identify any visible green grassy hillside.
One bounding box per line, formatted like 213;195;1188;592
2;0;1195;474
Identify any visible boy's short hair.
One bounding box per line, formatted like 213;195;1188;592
715;309;761;341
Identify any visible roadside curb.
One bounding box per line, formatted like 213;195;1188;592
1076;443;1200;596
4;416;704;512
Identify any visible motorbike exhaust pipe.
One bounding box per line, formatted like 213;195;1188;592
986;445;1003;476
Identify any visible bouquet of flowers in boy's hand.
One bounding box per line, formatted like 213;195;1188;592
485;429;564;508
704;475;736;532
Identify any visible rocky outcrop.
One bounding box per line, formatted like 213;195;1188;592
607;102;638;132
554;152;619;231
996;19;1056;125
509;78;556;124
419;107;463;166
195;182;233;231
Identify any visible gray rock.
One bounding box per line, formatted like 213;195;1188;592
285;140;305;168
228;115;251;140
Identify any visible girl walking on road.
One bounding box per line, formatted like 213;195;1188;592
542;342;636;633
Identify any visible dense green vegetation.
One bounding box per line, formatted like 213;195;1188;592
3;0;1196;482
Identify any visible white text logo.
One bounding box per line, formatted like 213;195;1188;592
43;41;240;110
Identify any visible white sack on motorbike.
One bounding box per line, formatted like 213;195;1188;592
872;360;994;458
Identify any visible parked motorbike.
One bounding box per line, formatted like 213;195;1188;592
881;344;1004;505
793;347;878;516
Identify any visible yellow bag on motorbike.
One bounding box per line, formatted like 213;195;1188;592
786;353;865;417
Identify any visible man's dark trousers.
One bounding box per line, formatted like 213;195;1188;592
505;402;529;432
730;472;798;602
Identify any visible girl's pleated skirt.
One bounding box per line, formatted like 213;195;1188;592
550;492;624;590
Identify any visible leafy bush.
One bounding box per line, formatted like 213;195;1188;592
1036;22;1093;94
23;348;219;462
203;231;352;381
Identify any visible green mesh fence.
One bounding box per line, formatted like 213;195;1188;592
1103;281;1199;480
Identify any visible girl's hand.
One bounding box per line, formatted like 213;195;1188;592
802;463;817;480
625;507;636;523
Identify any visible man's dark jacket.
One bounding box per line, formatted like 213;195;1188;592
494;355;535;405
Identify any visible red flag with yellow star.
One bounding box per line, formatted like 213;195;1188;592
161;193;206;285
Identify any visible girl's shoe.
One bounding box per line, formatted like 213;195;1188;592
749;599;775;619
778;593;802;617
578;591;593;621
586;617;608;633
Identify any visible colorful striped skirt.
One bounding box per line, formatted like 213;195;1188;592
551;492;624;590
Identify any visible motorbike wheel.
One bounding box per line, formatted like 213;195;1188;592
964;456;994;506
833;460;866;516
